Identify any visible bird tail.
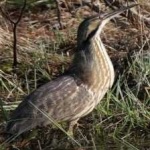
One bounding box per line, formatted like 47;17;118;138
6;118;36;135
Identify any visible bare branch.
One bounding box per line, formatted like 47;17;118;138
12;0;27;68
55;0;63;29
0;0;27;69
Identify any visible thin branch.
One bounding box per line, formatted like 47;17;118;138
12;0;26;68
55;0;63;29
0;0;27;68
82;1;100;13
0;7;14;24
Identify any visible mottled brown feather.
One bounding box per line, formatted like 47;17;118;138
6;76;93;134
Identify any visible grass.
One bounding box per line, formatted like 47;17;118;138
0;40;149;149
0;1;150;149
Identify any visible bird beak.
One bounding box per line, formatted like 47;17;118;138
101;4;138;21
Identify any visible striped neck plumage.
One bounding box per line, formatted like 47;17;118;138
93;26;115;89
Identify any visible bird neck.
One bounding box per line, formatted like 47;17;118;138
72;34;114;91
93;35;115;89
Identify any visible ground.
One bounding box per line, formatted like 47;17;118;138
0;0;150;149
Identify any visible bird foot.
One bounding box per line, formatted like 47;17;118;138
75;122;84;129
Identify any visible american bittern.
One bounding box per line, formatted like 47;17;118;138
7;4;137;135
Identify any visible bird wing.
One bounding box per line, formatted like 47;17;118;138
7;75;90;134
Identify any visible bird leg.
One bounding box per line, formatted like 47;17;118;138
67;119;79;136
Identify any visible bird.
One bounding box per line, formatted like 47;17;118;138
6;4;137;136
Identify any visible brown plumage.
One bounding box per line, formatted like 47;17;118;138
6;4;137;135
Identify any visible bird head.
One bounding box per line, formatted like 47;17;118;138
77;4;138;49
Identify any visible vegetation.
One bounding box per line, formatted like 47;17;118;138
0;0;149;149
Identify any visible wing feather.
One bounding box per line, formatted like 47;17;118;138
6;76;80;134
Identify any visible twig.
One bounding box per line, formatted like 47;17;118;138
82;1;100;13
0;0;27;68
55;0;63;29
